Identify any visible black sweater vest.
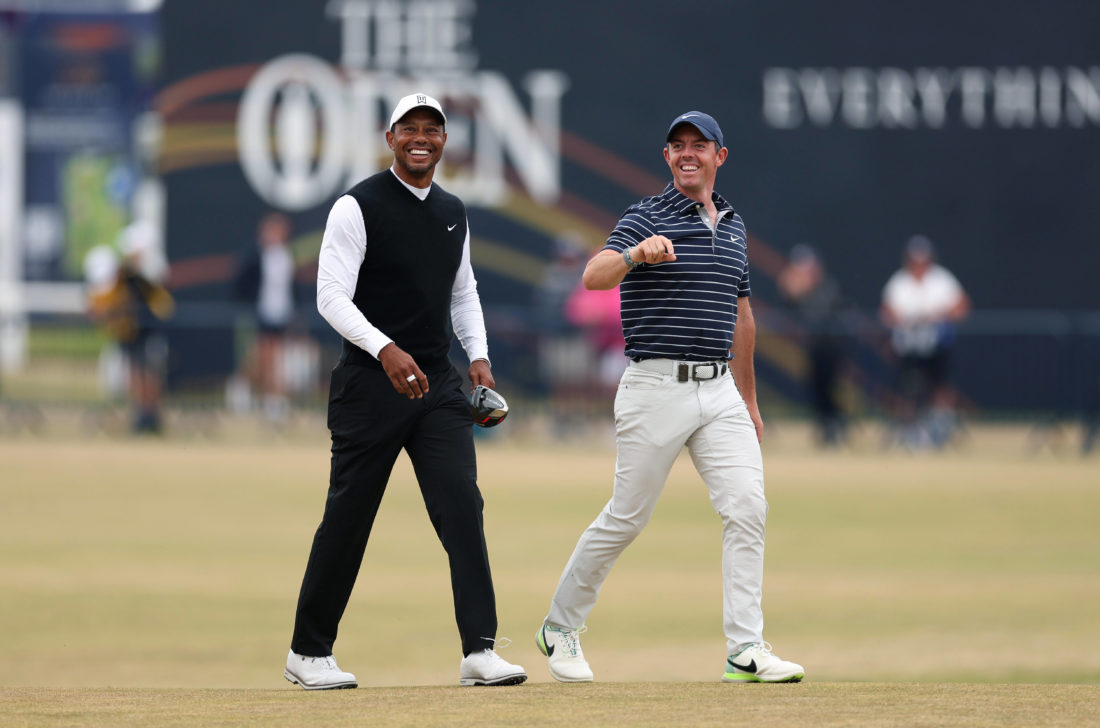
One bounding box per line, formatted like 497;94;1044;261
342;171;468;373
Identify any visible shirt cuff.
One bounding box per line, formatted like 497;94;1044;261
363;332;395;360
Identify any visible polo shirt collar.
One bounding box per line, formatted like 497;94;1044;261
659;182;735;216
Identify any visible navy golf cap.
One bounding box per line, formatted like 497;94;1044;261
666;111;724;148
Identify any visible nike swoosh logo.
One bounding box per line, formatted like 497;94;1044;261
541;627;555;657
447;224;457;231
681;113;699;118
728;658;757;673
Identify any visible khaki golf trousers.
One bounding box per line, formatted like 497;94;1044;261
548;359;767;654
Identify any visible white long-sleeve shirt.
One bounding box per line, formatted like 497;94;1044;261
316;168;490;364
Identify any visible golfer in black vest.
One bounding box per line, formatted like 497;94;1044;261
284;93;526;689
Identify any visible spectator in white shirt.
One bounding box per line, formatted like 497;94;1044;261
881;235;971;448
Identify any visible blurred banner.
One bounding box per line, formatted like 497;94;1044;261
18;9;159;283
0;4;160;374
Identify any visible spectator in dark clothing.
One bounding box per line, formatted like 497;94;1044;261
778;244;846;446
231;212;298;422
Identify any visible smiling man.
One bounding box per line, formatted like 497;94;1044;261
535;111;805;685
284;93;526;690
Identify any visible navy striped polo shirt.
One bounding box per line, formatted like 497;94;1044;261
604;182;751;362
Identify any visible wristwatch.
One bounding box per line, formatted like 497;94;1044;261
622;247;641;270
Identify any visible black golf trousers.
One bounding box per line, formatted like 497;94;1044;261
291;361;497;657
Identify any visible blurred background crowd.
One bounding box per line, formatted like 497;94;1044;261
1;0;1098;453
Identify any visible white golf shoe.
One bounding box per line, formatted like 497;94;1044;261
536;623;594;682
722;642;804;683
459;648;527;686
284;650;358;690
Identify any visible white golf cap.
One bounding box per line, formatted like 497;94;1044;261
388;92;447;128
119;220;157;258
83;244;119;293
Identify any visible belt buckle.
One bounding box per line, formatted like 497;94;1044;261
691;363;718;381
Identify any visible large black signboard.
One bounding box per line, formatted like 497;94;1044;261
159;0;1100;411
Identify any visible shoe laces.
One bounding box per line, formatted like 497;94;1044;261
737;642;773;660
478;637;512;663
554;625;587;657
310;655;339;671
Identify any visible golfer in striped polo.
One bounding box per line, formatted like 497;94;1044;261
536;111;804;684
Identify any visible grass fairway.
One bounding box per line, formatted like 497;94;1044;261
1;421;1098;725
3;682;1099;728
